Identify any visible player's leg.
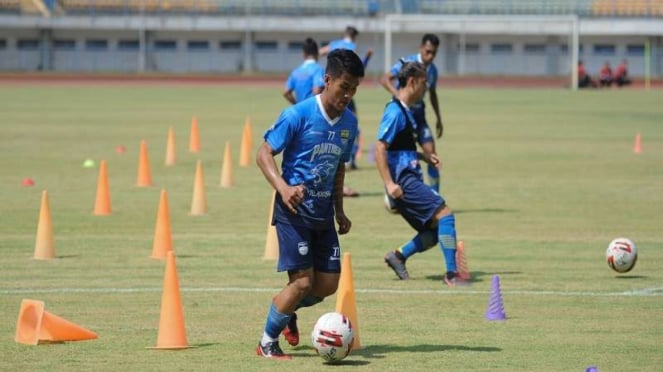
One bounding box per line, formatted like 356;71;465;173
385;230;437;280
432;205;458;287
413;107;440;193
257;222;315;359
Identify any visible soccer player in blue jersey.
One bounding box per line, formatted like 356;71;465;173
380;33;444;193
320;25;373;170
255;49;364;360
283;38;325;104
375;60;458;287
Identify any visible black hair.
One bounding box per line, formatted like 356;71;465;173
421;33;440;47
326;49;365;79
397;59;426;88
345;26;359;39
302;38;319;57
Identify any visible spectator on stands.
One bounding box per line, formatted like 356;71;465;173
599;61;613;88
577;60;597;88
614;59;632;87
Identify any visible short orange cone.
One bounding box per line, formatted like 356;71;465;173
137;140;153;187
220;141;234;188
189;116;200;153
335;252;361;350
239;116;253;167
148;251;192;349
151;189;173;259
34;190;55;260
263;193;278;260
190;160;207;216
165;126;176;166
93;160;112;215
633;132;642;154
456;240;471;281
15;299;97;345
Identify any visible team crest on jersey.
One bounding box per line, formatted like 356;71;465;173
298;241;309;256
340;130;350;139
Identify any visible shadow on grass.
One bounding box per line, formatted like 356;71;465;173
454;208;518;215
614;275;648;279
355;343;502;359
425;271;523;284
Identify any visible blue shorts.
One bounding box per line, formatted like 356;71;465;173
275;222;341;273
392;171;444;231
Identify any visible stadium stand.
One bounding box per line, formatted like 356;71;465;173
592;0;663;16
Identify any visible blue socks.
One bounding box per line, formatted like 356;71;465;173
263;302;292;339
427;165;440;192
438;214;457;273
400;230;438;259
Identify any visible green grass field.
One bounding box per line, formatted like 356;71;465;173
1;82;662;371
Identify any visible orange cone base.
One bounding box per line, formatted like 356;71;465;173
15;299;97;345
147;345;196;350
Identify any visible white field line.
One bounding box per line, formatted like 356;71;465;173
1;286;662;297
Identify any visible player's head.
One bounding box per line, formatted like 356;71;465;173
345;26;359;40
397;60;427;100
323;49;364;116
302;38;319;59
419;33;440;66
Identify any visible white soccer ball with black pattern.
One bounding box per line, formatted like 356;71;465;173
311;312;354;362
606;237;638;273
383;193;399;214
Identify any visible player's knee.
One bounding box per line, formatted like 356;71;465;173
288;272;314;295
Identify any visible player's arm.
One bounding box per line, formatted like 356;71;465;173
319;44;330;57
333;161;351;235
256;142;304;214
283;89;296;105
428;87;443;138
375;140;403;199
362;48;373;68
417;151;440;168
379;71;399;97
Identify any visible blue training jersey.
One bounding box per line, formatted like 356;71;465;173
328;38;357;52
265;95;358;229
389;53;438;109
377;99;425;183
285;60;325;103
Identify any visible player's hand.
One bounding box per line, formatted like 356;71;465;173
427;153;441;168
280;184;306;214
365;48;374;59
335;212;352;235
386;182;403;200
436;119;443;139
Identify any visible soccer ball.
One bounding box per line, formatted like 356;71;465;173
383;193;399;214
311;312;354;363
606;237;638;273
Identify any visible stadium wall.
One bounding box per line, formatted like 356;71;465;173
0;14;661;77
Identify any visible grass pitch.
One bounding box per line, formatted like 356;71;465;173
0;82;662;371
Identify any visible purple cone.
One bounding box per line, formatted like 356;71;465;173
486;275;506;321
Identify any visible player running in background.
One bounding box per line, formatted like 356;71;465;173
283;38;325;104
320;25;373;170
255;49;364;360
375;60;459;287
380;33;444;193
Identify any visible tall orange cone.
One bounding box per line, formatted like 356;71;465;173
148;251;191;349
263;192;278;260
34;190;55;260
137;140;153;187
220;141;234;188
15;299;97;345
190;160;207;216
335;252;361;350
456;240;471;281
165;126;176;166
93;160;112;215
633;132;642;154
189;116;200;153
151;189;173;259
239;116;253;167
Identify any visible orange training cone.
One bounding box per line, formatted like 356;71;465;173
456;240;471;281
151;189;173;259
335;252;361;350
263;192;278;260
148;251;191;349
190;160;207;216
239;116;253;167
220;141;234;188
165;126;176;166
15;299;97;345
94;160;112;215
633;132;642;154
34;190;55;260
189;116;200;153
137;140;153;187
